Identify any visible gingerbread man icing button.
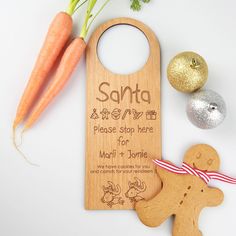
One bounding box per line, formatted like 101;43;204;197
135;144;224;236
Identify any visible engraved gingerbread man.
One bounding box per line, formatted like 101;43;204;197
135;144;225;236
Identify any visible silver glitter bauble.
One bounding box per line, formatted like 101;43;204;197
186;89;226;129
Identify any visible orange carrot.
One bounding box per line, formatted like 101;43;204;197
24;37;86;129
22;0;110;130
13;12;72;131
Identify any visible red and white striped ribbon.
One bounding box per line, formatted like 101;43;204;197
153;159;236;184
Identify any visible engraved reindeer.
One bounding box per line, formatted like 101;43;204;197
125;177;146;203
101;181;124;208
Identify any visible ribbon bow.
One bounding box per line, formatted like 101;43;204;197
153;159;236;184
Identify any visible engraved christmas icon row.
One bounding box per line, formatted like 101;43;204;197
90;108;157;120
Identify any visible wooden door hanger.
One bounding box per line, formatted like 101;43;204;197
85;18;161;210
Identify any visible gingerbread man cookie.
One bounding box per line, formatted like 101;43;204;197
135;144;224;236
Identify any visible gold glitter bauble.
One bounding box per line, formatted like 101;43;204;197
167;52;208;93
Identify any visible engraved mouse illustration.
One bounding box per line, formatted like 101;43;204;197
101;181;124;208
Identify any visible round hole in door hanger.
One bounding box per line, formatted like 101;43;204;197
97;25;150;75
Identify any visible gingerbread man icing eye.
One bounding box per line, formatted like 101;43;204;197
196;152;201;159
207;158;214;166
183;144;220;171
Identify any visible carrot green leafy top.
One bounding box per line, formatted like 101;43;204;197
80;0;110;39
68;0;149;38
130;0;151;11
66;0;88;16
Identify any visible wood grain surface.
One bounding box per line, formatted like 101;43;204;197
85;18;161;210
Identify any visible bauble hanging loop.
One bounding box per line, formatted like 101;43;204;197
186;89;227;129
167;52;208;93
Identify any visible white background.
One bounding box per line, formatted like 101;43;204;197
0;0;236;235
